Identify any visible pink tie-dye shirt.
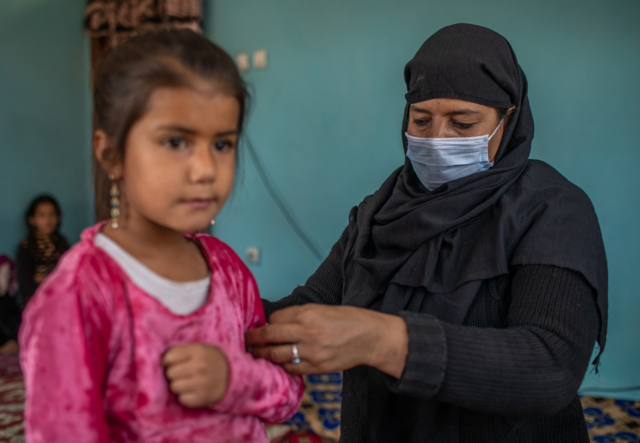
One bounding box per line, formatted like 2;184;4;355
19;224;304;443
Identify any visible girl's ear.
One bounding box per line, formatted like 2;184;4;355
93;129;123;179
27;216;35;227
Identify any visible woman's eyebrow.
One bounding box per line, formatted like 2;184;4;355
410;105;431;114
445;109;480;116
409;106;480;116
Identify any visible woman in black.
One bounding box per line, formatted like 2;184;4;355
247;24;606;442
17;195;69;308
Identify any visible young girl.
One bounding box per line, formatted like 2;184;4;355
17;195;69;307
20;29;304;442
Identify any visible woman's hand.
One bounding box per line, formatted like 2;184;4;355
162;343;229;408
246;304;408;378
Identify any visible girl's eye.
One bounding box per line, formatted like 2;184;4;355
213;139;234;153
413;118;429;127
162;137;188;150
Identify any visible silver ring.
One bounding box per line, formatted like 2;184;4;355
291;344;301;365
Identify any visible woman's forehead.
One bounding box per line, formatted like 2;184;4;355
410;98;495;115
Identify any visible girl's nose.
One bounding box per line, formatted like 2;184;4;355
189;144;216;183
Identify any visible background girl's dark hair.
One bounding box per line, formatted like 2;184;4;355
93;28;249;221
25;195;62;232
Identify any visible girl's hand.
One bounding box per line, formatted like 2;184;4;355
162;343;229;408
245;304;408;378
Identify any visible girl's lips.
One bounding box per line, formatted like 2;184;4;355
182;199;214;210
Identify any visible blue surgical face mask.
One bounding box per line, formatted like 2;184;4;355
405;119;504;191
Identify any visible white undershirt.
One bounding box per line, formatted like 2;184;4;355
95;233;210;315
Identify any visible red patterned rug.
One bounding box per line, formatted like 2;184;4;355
0;355;24;443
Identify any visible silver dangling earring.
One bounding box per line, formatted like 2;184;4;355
109;175;120;229
210;220;216;226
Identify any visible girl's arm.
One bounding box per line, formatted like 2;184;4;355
20;269;111;443
211;271;304;423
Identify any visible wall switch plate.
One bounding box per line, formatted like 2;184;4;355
246;247;260;264
253;50;268;69
236;53;250;72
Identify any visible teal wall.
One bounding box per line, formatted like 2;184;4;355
208;1;640;399
0;0;92;260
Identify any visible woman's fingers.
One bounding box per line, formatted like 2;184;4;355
252;304;408;376
249;304;407;376
280;361;318;375
248;343;333;375
249;343;300;364
245;323;303;346
246;304;327;347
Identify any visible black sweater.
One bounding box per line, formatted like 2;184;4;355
263;229;599;442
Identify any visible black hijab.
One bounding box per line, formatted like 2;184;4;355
342;24;607;361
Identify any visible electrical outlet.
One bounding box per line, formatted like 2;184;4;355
246;247;260;264
253;50;268;69
236;53;250;72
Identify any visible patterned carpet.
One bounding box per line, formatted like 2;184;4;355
0;357;638;442
582;396;640;442
269;374;640;442
0;355;24;443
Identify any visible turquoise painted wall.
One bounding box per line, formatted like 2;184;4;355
208;1;640;399
0;0;92;260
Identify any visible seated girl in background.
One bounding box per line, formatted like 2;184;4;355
20;29;304;442
17;195;69;307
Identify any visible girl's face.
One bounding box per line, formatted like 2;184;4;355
106;85;239;234
29;202;59;236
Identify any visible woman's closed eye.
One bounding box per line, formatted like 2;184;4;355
452;120;477;130
162;136;189;150
412;118;430;127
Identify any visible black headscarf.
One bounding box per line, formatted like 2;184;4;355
342;24;607;361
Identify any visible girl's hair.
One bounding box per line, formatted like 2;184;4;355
93;28;249;221
25;195;62;232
